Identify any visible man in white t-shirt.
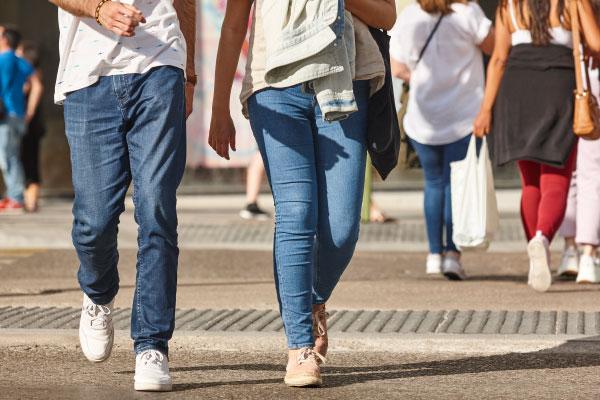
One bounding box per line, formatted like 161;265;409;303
48;0;196;392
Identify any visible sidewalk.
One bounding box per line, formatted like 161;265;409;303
0;190;544;252
2;191;600;399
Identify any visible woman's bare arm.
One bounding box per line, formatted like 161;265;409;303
577;0;600;51
208;0;253;160
473;8;512;137
345;0;397;30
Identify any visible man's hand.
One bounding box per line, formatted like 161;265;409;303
185;82;194;119
97;2;146;37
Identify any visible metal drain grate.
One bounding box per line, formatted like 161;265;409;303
0;307;597;335
178;219;525;246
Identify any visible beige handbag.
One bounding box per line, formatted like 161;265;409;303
571;0;600;140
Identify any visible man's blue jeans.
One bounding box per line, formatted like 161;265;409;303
248;81;369;349
64;66;186;355
409;135;472;255
0;115;26;203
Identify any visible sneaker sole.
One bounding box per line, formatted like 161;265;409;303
79;326;114;363
284;376;322;387
443;272;465;281
134;382;173;392
558;269;579;278
239;210;270;221
527;240;552;292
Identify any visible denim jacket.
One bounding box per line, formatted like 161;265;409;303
261;0;357;121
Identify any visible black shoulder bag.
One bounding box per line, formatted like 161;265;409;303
398;15;444;169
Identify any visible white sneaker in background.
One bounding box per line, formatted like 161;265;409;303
576;255;600;284
442;254;467;281
527;231;552;292
79;293;114;363
557;246;579;277
134;349;172;392
426;254;443;275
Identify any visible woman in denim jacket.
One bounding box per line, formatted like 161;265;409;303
209;0;395;388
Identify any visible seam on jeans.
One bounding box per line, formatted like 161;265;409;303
111;76;128;123
132;182;144;338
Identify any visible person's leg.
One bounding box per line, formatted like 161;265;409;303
536;148;577;242
64;78;130;307
21;128;42;211
517;160;542;241
246;152;265;204
557;170;579;277
442;135;472;253
575;140;600;250
409;138;445;255
559;171;577;241
248;85;317;350
312;80;368;305
0;116;26;204
123;67;186;356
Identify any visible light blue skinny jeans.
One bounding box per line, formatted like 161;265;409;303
248;81;369;349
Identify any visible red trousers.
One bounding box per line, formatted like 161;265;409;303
518;148;577;242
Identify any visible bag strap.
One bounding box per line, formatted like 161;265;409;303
416;14;444;66
571;0;589;95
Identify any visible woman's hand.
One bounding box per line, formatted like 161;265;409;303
209;109;236;160
473;110;492;138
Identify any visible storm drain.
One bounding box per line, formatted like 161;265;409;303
0;307;598;335
178;219;526;245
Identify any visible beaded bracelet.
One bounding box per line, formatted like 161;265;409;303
95;0;112;26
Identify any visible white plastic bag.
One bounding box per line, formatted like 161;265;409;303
450;136;499;251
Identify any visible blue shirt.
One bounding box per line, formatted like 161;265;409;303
0;50;34;118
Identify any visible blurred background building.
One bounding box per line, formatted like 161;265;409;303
0;0;511;196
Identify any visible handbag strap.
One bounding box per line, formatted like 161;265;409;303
416;14;444;66
571;0;590;95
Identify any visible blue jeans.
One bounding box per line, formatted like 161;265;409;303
410;135;472;254
248;81;368;349
0;115;26;203
64;66;186;355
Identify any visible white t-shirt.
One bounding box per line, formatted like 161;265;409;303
54;0;186;104
390;3;492;145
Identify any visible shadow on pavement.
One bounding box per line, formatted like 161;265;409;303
117;337;600;392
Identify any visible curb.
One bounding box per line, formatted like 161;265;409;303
3;329;600;356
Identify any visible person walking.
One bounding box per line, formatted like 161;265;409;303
209;0;394;387
390;0;494;280
473;0;600;292
558;66;600;283
16;41;45;213
0;26;41;213
49;0;196;391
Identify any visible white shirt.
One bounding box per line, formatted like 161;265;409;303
54;0;186;104
390;3;492;145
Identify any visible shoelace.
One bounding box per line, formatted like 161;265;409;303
297;348;327;366
140;350;165;368
84;303;111;330
313;310;330;337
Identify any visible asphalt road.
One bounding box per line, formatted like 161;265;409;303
2;346;600;400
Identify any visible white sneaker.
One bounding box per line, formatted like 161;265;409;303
576;255;600;284
426;254;442;275
134;349;172;392
527;231;552;292
79;293;114;363
557;247;579;277
442;254;466;281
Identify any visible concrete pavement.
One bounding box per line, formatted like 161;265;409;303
2;191;600;399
